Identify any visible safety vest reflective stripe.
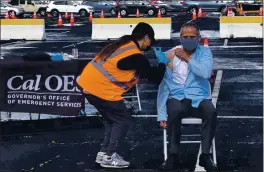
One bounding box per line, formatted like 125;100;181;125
100;45;138;65
91;60;130;90
109;45;138;59
91;45;139;90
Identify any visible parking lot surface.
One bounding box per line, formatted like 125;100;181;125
0;14;263;172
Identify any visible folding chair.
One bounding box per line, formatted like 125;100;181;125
163;119;217;167
163;70;223;171
123;84;142;112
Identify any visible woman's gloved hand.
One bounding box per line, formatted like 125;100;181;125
152;47;170;65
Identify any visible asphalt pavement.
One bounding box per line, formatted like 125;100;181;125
0;14;263;172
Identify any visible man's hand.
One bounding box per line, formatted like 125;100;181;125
160;121;167;128
174;48;191;62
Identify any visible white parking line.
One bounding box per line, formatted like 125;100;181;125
1;47;37;49
0;41;25;46
62;40;91;48
46;28;71;31
1;113;263;122
211;70;222;108
47;31;70;36
150;45;262;49
180;141;262;144
218;116;263;119
213;67;263;70
24;40;83;43
209;45;263;48
79;57;94;60
82;114;264;119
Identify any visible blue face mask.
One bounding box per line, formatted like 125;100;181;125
180;38;199;51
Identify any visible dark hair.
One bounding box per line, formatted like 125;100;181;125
180;22;201;37
96;34;144;60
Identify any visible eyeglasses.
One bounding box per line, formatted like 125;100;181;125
182;36;197;39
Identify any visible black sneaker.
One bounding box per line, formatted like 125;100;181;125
199;153;218;171
159;154;178;170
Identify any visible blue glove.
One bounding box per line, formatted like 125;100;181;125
152;47;170;64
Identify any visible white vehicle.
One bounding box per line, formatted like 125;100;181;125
0;2;25;18
46;1;94;17
10;0;48;16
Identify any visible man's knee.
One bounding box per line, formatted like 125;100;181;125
200;99;217;120
167;99;184;118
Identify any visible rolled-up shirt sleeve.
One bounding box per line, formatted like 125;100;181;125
157;79;170;121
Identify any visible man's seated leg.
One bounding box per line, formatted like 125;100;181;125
197;99;218;171
160;98;192;170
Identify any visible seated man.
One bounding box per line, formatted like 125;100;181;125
154;22;218;171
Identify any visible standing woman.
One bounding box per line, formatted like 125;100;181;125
78;22;168;168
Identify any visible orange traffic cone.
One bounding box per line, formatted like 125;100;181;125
89;11;93;22
33;11;37;19
118;11;121;18
204;38;209;47
65;11;68;19
5;12;9;19
259;6;263;16
70;13;74;26
12;11;16;19
100;10;104;18
239;4;244;15
157;9;161;18
198;8;202;17
192;9;196;20
227;7;233;17
57;13;63;26
136;8;140;17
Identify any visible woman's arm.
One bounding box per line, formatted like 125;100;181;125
117;54;166;84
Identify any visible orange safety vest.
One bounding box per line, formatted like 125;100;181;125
78;41;142;101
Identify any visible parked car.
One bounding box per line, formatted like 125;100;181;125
0;1;25;18
82;0;117;16
181;0;236;14
104;0;118;5
148;0;185;15
46;1;94;17
116;0;159;17
223;0;263;16
10;0;47;16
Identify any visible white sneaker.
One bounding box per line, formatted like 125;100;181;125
100;153;130;168
95;152;106;163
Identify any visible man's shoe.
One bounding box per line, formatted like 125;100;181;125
95;152;106;163
199;153;218;171
100;152;130;168
159;154;178;170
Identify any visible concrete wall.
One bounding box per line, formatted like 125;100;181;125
0;19;46;40
220;16;263;39
92;18;172;40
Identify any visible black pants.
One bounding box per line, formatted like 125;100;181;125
167;98;217;154
85;94;134;156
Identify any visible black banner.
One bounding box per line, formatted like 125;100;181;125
0;60;89;116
